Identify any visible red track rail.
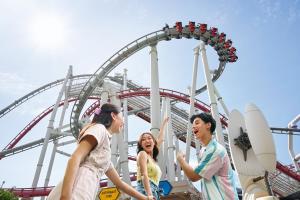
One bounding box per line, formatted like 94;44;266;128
276;161;300;181
117;88;228;125
3;88;225;152
2;97;99;152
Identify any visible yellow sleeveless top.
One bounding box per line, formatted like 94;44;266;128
137;155;162;186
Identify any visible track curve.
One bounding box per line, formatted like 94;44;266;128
0;74;94;118
70;22;238;138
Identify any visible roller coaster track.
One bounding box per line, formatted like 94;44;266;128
0;74;145;118
1;86;299;197
0;86;226;158
69;24;233;139
1;22;298;198
0;97;98;158
0;74;95;118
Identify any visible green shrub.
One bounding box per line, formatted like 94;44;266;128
0;189;18;200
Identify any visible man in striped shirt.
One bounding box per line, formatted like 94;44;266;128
177;113;239;200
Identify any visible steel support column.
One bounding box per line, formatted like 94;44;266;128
186;46;200;164
149;44;161;138
32;66;72;188
200;42;224;145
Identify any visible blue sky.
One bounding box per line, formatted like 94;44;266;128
0;0;299;190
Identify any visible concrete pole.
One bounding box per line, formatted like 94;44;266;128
288;114;300;171
149;44;161;138
213;85;229;117
166;98;175;181
43;68;73;195
42;140;58;200
117;69;131;185
175;137;182;181
123;69;129;146
199;42;224;145
185;46;200;163
159;98;167;179
32;66;72;188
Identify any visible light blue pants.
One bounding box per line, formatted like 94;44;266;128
132;180;161;200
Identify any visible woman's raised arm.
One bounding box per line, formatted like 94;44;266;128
156;117;169;149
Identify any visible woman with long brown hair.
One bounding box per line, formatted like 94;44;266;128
48;103;153;200
133;117;169;200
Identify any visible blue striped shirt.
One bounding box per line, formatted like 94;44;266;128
194;139;239;200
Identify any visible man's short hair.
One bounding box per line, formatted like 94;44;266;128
190;112;216;134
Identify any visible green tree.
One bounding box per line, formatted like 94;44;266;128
0;189;18;200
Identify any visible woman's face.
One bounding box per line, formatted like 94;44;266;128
110;112;124;134
140;133;155;154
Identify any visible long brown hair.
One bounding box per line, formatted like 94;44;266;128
78;103;120;140
137;132;159;161
92;103;120;128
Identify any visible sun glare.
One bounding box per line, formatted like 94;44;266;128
29;13;67;49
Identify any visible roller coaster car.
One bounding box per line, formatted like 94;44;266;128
229;47;236;53
215;40;226;51
175;21;182;33
163;24;172;41
210;27;218;37
207;39;216;47
218;32;226;43
229;55;238;62
224;39;232;49
188;21;195;32
199;23;207;34
162;23;170;31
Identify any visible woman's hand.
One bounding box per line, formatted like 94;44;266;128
157;116;170;148
162;116;169;125
147;195;155;200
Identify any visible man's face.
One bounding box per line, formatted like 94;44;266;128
192;117;210;141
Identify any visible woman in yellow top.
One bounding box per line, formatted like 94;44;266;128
134;117;169;200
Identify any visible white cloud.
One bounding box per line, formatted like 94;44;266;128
288;0;300;23
258;0;281;19
0;72;36;95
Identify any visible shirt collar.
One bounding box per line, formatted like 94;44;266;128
205;138;216;148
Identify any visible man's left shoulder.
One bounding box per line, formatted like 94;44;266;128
215;142;228;156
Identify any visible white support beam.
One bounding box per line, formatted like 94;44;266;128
150;44;161;138
159;98;167;179
185;46;200;163
199;42;224;145
166;97;175;181
32;66;72;188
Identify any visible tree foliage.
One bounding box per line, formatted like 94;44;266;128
0;189;18;200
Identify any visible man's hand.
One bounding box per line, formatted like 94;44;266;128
176;151;185;163
176;151;201;182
